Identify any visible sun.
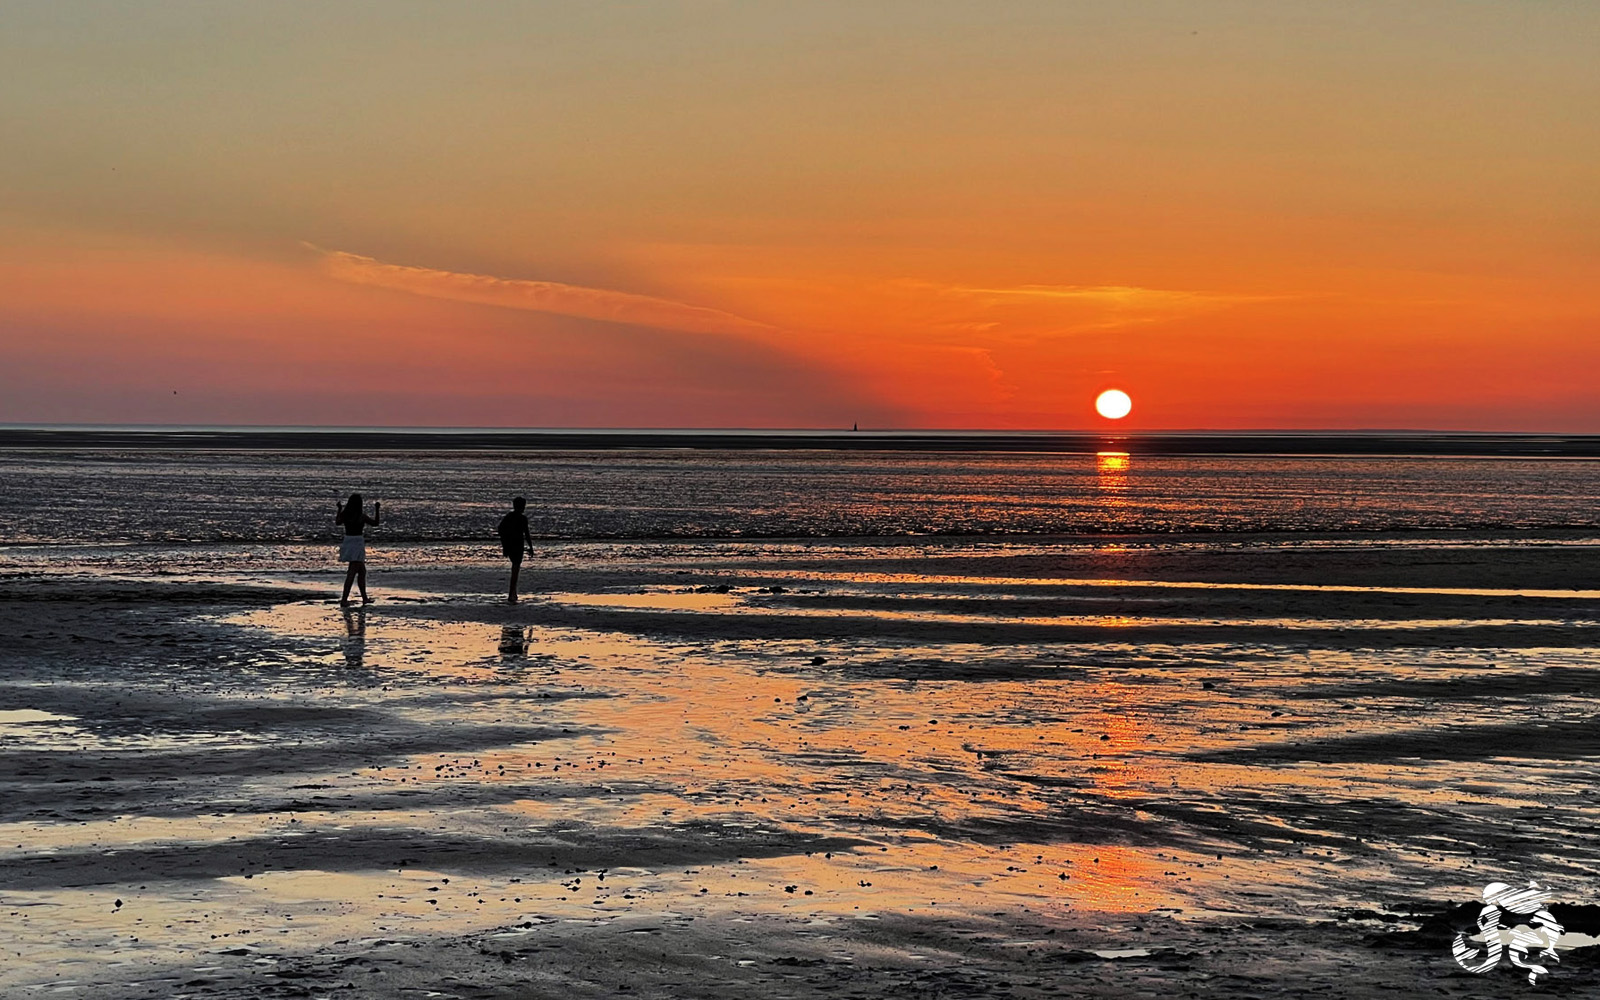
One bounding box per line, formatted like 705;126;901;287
1095;389;1132;420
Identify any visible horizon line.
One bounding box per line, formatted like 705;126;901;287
4;422;1598;438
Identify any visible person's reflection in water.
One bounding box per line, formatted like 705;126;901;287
341;606;367;669
498;625;528;662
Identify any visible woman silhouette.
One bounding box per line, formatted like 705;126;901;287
336;492;381;604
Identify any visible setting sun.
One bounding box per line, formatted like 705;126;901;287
1095;389;1133;420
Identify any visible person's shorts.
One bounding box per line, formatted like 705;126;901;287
502;545;524;563
339;535;366;562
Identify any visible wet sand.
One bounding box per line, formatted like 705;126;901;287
5;536;1600;997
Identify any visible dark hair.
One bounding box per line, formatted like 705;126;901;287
513;496;526;511
341;493;364;531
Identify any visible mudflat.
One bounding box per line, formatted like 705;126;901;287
4;536;1600;997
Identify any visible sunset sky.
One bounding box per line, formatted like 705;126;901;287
2;1;1597;430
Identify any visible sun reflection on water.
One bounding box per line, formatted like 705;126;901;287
1096;452;1130;475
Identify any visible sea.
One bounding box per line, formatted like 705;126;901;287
2;440;1597;551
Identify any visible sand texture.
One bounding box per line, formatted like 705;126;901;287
5;536;1600;997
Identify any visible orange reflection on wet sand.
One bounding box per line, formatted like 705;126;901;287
205;602;1253;921
13;551;1600;993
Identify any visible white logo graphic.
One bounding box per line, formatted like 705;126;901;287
1451;881;1564;984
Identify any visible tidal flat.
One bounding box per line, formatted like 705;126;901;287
5;536;1600;997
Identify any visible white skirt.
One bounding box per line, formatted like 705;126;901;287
339;535;366;562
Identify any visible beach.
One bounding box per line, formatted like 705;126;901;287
4;445;1600;997
8;0;1598;989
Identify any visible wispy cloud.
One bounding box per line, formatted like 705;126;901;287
924;282;1276;334
942;284;1267;310
313;247;774;336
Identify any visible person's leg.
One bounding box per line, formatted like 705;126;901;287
342;563;357;603
508;553;522;603
356;561;369;602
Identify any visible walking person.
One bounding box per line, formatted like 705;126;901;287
336;492;381;604
497;496;535;604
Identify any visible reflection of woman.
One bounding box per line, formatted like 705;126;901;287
336;492;381;604
341;606;367;668
498;625;528;661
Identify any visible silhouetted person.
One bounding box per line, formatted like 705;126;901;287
497;496;535;604
336;492;381;604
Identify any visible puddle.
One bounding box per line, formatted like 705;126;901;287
0;709;74;725
743;570;1600;602
548;590;743;612
547;589;1600;631
0;708;276;752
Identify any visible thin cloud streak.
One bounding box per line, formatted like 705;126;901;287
942;284;1273;309
923;282;1280;334
314;247;774;336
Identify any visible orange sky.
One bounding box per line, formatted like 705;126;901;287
2;2;1597;430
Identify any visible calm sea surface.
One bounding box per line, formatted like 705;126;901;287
1;449;1596;549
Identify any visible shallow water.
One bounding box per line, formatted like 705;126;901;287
3;449;1599;547
6;537;1600;991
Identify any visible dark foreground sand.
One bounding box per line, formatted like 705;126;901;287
4;536;1600;997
